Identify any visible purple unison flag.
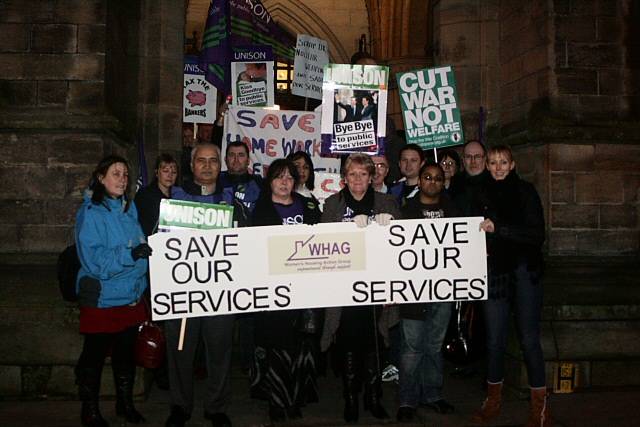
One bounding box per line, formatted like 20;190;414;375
200;0;295;93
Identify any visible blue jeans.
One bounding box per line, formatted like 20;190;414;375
398;302;452;407
483;262;546;387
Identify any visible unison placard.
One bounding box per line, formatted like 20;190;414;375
149;217;488;321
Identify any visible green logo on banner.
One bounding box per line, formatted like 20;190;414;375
159;199;234;230
396;66;464;150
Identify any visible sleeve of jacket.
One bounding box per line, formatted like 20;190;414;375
321;193;341;223
76;207;136;281
374;193;401;220
496;181;545;247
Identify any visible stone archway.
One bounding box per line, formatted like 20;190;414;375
262;0;369;63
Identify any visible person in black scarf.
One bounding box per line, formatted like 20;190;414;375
320;153;400;423
473;145;549;427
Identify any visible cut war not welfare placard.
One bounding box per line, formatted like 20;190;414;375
148;217;488;321
397;66;464;150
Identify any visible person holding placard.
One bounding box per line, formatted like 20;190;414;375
250;159;322;423
320;153;401;423
74;155;150;426
396;162;458;422
135;154;178;237
165;144;238;427
474;145;549;427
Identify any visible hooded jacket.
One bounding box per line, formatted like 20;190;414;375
75;192;148;308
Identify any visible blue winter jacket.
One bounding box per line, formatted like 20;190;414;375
75;193;148;308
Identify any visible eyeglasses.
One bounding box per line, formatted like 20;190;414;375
440;160;455;167
464;154;485;162
374;163;388;169
422;175;444;182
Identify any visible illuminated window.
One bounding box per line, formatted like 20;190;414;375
276;61;293;92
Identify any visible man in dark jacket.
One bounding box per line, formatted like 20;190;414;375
219;140;263;216
449;140;491;216
396;162;458;423
164;143;236;427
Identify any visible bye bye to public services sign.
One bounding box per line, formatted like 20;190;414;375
148;217;488;321
397;65;464;150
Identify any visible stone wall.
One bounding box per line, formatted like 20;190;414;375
0;0;184;254
0;0;106;117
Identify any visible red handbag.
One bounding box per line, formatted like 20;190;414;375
134;300;166;369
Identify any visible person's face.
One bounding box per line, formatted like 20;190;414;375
463;142;486;176
226;146;250;175
156;161;177;189
371;156;389;186
271;168;295;200
350;98;357;107
192;146;220;185
99;162;128;198
419;166;445;199
183;128;194;147
487;151;515;181
399;149;423;179
362;97;369;107
440;156;458;180
197;124;213;143
292;158;310;187
345;164;371;196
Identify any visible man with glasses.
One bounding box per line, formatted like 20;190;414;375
396;162;459;422
450;140;491;216
371;155;390;193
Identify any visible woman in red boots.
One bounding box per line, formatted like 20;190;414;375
475;145;549;426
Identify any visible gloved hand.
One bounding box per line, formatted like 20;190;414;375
353;214;369;228
131;243;153;260
374;213;393;226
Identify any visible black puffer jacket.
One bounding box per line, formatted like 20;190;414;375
481;172;545;274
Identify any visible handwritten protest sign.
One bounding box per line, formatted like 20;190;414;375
396;66;464;149
321;64;389;155
183;57;217;123
312;172;342;208
291;34;329;100
149;217;488;320
159;199;234;231
224;106;340;176
231;46;274;107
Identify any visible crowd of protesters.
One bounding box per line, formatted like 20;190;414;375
73;132;549;427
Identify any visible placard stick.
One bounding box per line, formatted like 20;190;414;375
178;318;187;351
433;148;438;163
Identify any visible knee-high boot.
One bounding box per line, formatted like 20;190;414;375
77;366;109;427
342;351;360;423
113;363;145;423
363;351;389;419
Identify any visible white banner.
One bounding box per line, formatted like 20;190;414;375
223;106;340;176
149;217;488;320
291;34;329;100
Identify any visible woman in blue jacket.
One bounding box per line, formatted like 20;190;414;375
75;155;152;427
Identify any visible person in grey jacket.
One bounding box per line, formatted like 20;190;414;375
320;153;400;423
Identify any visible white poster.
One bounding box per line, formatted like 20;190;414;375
149;217;488;320
230;46;275;107
224;106;340;177
291;34;329;100
183;61;217;124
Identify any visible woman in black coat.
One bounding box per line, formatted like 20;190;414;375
474;145;549;427
250;159;321;423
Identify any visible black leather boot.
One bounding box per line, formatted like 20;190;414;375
113;363;145;423
363;351;389;419
342;351;360;423
77;366;109;427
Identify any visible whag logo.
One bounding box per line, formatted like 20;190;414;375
287;235;351;261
